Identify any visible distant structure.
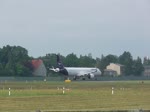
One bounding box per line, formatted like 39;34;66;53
146;56;149;60
143;56;150;65
103;69;117;76
31;59;47;77
143;66;150;77
104;63;124;76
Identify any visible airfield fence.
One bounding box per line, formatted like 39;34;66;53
0;76;150;82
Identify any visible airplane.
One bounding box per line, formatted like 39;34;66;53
49;55;101;80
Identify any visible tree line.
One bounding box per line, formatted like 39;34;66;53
0;45;150;77
41;52;147;76
0;45;33;76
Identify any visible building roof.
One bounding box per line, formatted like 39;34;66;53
104;69;116;72
110;63;124;67
31;59;43;69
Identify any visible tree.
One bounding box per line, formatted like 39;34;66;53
0;45;32;76
99;54;118;73
64;53;79;67
88;53;92;59
96;57;101;69
132;57;144;76
79;55;96;67
143;57;150;65
41;53;58;68
119;51;133;75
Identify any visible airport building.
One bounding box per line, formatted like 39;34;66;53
143;66;150;77
104;63;124;76
31;59;47;77
103;69;117;76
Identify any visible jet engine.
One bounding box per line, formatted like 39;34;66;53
88;73;94;79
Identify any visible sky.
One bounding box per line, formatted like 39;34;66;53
0;0;150;59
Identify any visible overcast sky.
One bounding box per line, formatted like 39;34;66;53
0;0;150;59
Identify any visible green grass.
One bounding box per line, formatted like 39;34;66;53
0;81;150;112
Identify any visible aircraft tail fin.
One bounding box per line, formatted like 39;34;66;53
56;55;64;69
56;55;61;63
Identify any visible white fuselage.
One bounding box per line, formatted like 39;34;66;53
65;67;101;76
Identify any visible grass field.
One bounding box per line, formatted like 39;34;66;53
0;80;150;112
